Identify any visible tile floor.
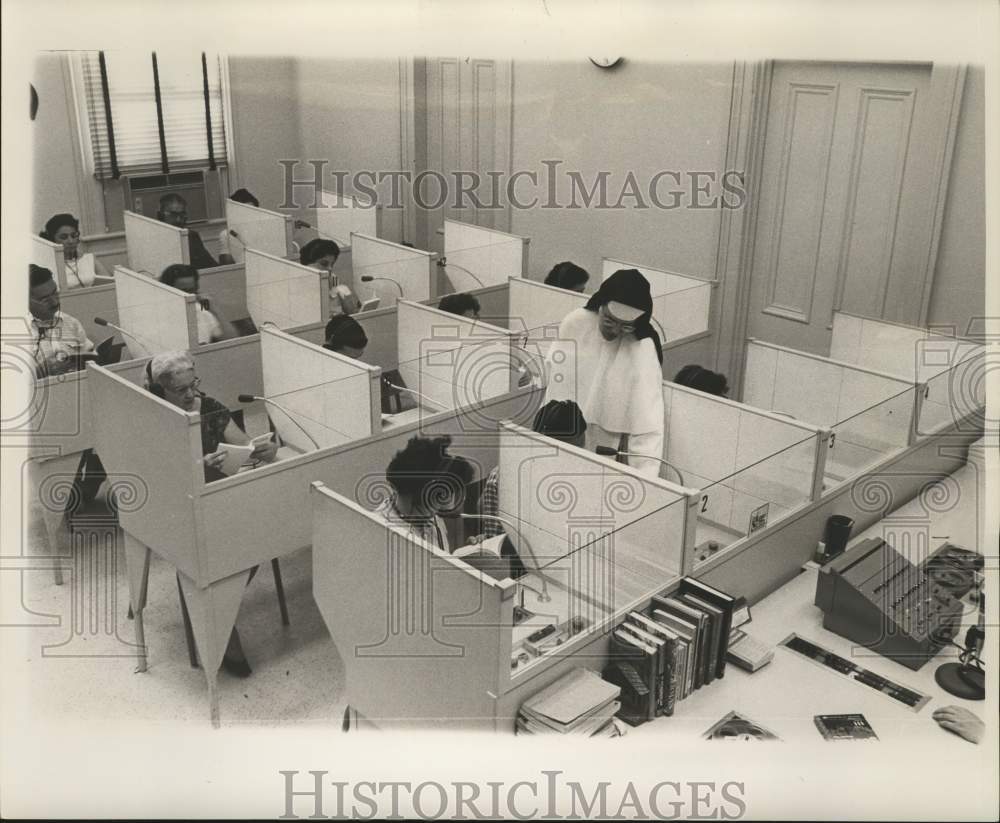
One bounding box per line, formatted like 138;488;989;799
17;469;347;728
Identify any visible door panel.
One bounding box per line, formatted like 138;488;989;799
423;58;512;255
748;62;934;354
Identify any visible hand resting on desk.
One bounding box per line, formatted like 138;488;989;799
932;706;984;744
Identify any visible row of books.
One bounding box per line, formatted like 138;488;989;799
603;577;736;725
516;667;624;737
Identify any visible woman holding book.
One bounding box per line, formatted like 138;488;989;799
143;351;278;677
144;351;277;483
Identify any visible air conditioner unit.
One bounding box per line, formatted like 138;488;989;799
124;168;226;223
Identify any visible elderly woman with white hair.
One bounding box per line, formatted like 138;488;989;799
144;351;277;481
143;350;278;677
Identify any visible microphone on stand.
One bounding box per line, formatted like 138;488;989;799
228;229;246;248
381;378;446;412
437;258;485;288
360;275;404;299
594;445;687;486
93;317;154;356
237;393;320;450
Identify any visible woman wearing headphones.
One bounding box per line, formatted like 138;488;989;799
300;238;362;316
144;351;277;482
144;351;278;677
40;213;112;289
322;315;368;360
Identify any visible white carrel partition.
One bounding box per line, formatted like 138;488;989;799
505;276;587;342
350;233;435;309
504;277;588;385
829;311;986;437
225;199;294;259
395;300;519;415
123;210;189;276
113;265;198;357
442;219;529;291
259;326;380;452
245;248;330;330
661;381;827;555
742;339;919;486
311;420;696;726
31;235;68;290
601;258;712;344
315;189;379;247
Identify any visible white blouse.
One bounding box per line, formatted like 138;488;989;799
64;253;98;289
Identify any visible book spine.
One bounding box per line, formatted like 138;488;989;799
610;634;656;721
703;612;718;686
716;608;733;679
662;634;678;716
681;640;691;700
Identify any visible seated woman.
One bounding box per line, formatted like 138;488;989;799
543;261;590;293
144;351;277;483
159;264;233;345
323;315;368;360
217;188;259;265
40;213;112;289
300;238;361;316
673;364;729;398
438;292;481;319
144;351;278;677
375;435;475;553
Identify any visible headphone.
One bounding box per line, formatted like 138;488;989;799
146;360;165;398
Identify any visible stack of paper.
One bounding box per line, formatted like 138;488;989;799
516;668;622;737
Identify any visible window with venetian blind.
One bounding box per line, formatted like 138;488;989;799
80;50;229;178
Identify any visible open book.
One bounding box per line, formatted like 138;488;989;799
210;432;274;476
453;533;505;560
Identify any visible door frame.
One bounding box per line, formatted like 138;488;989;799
716;60;966;398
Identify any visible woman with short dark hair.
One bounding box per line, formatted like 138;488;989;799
323;315;368;360
673;364;730;397
438;292;481;319
544;261;590;293
300;238;361;316
40;213;112;289
375;435;475;553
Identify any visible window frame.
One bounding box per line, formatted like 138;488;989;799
66;51;238;235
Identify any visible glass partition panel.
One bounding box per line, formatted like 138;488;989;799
351;255;431;309
509;492;688;679
441;236;524;292
689;434;818;566
650;279;712;343
261;367;375;454
916;347;985;437
824;384;917;488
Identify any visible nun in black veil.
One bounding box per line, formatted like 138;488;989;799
543;268;665;478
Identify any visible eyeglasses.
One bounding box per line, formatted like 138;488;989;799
166;376;201;395
598;304;637;334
